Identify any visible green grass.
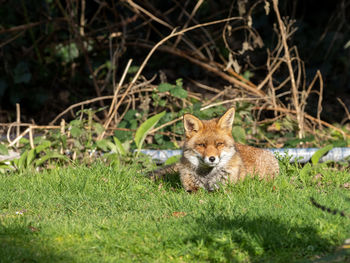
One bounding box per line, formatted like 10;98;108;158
0;158;350;263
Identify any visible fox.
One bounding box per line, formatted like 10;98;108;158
149;107;279;192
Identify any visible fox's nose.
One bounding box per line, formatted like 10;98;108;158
209;156;216;162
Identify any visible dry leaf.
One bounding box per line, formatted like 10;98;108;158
267;122;281;132
101;177;108;183
312;173;323;182
343;182;350;189
28;225;39;232
172;212;187;218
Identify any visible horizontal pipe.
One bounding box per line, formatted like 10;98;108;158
1;148;349;164
139;147;350;164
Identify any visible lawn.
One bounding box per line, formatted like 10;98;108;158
0;158;350;262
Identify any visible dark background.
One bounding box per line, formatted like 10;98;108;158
0;0;349;124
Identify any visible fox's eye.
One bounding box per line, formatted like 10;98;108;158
216;142;224;147
197;143;205;147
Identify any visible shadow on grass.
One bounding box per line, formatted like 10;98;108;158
0;225;70;263
186;215;334;262
158;171;183;191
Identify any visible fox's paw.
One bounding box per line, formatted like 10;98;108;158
185;187;199;194
146;170;157;181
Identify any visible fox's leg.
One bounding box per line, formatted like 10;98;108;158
147;163;179;181
180;173;199;193
227;166;245;183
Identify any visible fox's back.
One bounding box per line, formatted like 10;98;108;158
234;143;279;179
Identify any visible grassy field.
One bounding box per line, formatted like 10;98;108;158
1;158;350;263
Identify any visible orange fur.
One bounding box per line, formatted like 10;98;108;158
150;107;279;192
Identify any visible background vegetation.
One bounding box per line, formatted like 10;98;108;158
1;0;350;138
1;1;350;262
0;0;349;170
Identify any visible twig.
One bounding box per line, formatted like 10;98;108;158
203;87;229;106
132;42;266;98
29;126;34;149
50;95;113;125
20;0;42;63
0;21;43;35
125;0;205;59
150;97;268;134
80;0;86;37
188;79;221;93
337;98;350;123
55;0;104;109
256;60;283;90
0;31;25;49
7;123;15;146
201;97;268;111
8;127;30;147
50;86;158;125
254;106;350;139
109;59;133;117
173;0;204;48
213;61;257;89
100;16;244;139
172;0;219;58
305;70;324;128
272;0;304;138
1;123;60;128
150;116;183;134
316;71;324;128
16;104;20;147
126;0;173;29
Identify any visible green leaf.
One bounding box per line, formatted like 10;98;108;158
93;123;105;135
170;86;187;98
0;162;13;171
34;152;70;167
35;140;52;153
175;78;183;87
19;137;30;145
0;144;9;155
127;65;139;74
284;135;314;148
242;70;254;81
112;137;126;156
159;100;166;107
123;110;137;121
55;43;79;63
17;150;28;170
26;148;36;167
70;126;83;138
114;126;132;142
70;119;83;126
134;111;166;153
164;155;181;165
193;102;202;114
96;139;109;152
300;163;312;183
232;126;246;144
158;83;173;92
311;144;333;165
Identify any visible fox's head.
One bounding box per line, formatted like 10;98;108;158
183;107;236;168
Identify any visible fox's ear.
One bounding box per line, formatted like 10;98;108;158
183;114;203;136
218;107;235;131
